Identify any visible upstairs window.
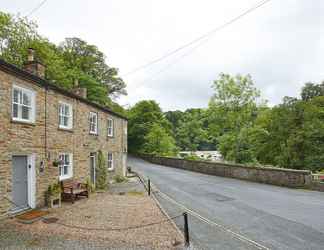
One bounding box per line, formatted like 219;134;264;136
107;153;114;170
107;118;114;137
89;112;98;134
59;153;73;180
59;102;73;129
12;85;35;123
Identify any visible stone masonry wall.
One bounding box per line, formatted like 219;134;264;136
0;69;127;216
138;155;312;188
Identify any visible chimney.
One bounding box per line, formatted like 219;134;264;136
23;48;46;78
71;79;87;99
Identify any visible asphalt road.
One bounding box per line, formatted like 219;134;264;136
128;156;324;250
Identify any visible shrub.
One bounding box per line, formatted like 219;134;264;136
96;150;108;189
113;175;127;183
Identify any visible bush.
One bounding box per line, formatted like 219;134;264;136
113;175;128;183
96;150;108;189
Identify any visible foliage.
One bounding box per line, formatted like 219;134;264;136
0;11;126;113
301;82;324;101
166;73;324;172
47;182;61;197
165;109;214;151
142;123;178;156
95;150;107;190
127;100;172;152
183;153;201;161
113;175;128;183
207;73;262;163
85;177;95;192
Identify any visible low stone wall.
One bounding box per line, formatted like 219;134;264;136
139;155;313;188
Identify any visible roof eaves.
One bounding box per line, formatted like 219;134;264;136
0;58;128;120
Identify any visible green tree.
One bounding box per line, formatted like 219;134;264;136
59;37;126;97
128;100;172;153
301;82;324;101
0;12;126;112
207;73;262;163
143;123;178;156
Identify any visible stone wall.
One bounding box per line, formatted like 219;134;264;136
0;69;127;216
138;155;313;188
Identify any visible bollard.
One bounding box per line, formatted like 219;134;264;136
183;212;190;247
148;179;151;196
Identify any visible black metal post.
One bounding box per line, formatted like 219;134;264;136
148;179;151;196
183;212;190;246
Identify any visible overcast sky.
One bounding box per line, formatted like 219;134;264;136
1;0;323;111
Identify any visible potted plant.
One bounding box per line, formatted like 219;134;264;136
46;182;61;208
52;159;62;167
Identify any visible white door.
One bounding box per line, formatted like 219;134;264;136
12;156;28;211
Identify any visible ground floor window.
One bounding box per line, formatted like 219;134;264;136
59;153;73;180
107;153;114;171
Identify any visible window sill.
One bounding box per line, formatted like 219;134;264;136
107;168;115;172
59;175;73;181
11;119;36;126
89;132;98;136
58;127;73;133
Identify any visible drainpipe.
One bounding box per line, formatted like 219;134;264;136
44;84;48;170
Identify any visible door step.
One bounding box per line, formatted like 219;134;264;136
15;209;49;224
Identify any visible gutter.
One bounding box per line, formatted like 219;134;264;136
0;58;128;120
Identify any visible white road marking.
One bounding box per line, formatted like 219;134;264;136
152;184;271;250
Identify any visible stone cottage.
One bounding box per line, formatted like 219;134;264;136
0;49;128;216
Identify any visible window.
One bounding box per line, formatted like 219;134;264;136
107;118;114;137
12;85;35;123
107;153;114;170
59;153;73;180
59;102;73;129
89;112;98;134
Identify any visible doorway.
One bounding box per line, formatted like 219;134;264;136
12;155;35;212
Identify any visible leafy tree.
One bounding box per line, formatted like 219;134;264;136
301;82;324;101
302;96;324;171
128;100;172;153
207;73;262;163
59;37;126;97
143;123;178;156
0;11;126;112
165;109;214;151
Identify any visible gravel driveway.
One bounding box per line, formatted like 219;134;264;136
0;178;183;249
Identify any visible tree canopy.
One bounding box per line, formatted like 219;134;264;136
127;100;176;155
0;11;126;111
129;74;324;172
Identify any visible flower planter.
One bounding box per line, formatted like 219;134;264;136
47;194;61;209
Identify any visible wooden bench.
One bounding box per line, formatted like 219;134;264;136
61;179;89;204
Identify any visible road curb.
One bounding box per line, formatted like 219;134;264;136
132;170;186;248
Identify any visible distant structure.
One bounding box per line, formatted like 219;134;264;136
179;151;222;162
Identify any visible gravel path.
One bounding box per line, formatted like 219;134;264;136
0;178;183;249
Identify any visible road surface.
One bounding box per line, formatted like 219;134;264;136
129;156;324;250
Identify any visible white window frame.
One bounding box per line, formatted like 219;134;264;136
107;118;114;137
12;84;36;123
89;112;98;134
107;153;114;171
58;153;73;180
58;102;73;129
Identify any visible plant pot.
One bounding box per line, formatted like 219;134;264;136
47;194;61;208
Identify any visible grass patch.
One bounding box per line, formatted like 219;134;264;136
127;191;144;196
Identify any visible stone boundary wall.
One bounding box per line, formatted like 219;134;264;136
138;154;313;188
